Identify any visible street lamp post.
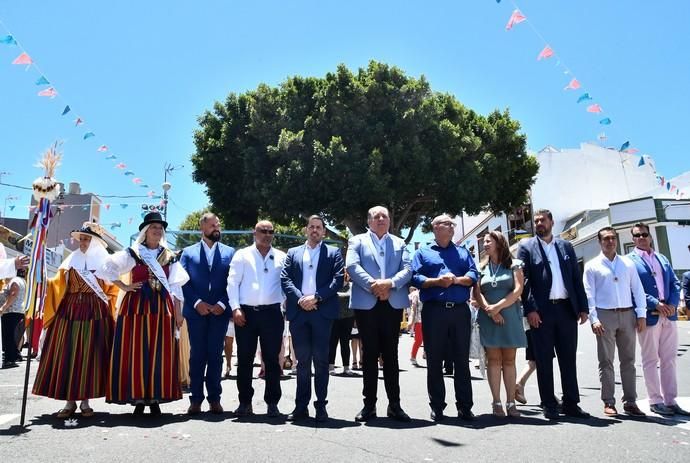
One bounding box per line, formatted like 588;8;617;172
161;163;183;221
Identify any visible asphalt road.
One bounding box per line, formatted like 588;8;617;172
1;322;689;462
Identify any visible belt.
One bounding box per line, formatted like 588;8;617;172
598;307;632;312
426;300;468;309
241;303;281;312
548;298;569;304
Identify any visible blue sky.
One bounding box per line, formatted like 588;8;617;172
0;0;687;245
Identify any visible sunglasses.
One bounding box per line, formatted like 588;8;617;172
257;228;275;235
632;233;649;238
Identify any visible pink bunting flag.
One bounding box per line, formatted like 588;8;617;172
74;117;84;126
97;145;109;152
564;78;581;90
670;185;677;192
12;52;32;65
624;148;639;154
147;190;155;197
115;163;126;169
586;104;603;113
505;9;526;30
104;204;111;211
37;87;58;98
132;178;143;184
537;46;554;60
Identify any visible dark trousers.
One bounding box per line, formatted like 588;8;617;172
186;314;230;404
290;312;333;409
328;316;355;366
235;305;283;405
421;302;473;412
531;300;580;408
1;313;23;363
355;301;402;408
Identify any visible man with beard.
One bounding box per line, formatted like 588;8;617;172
517;209;590;420
280;215;344;422
180;213;236;414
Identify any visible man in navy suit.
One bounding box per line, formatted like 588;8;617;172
517;209;590;420
180;213;235;415
346;205;412;422
281;215;344;422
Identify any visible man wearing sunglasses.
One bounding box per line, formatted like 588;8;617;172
627;223;689;417
227;220;287;418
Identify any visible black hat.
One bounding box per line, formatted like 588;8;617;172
70;222;108;248
139;211;168;231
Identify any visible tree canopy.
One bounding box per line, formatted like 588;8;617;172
191;61;538;242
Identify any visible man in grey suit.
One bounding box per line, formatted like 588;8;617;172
346;205;412;422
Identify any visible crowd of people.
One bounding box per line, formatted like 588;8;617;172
1;205;689;423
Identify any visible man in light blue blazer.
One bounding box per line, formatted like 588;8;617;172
281;215;344;422
346;205;412;422
180;213;235;415
627;222;688;417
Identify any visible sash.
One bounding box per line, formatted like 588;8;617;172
137;247;172;294
75;269;110;304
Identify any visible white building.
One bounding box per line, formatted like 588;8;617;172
455;143;689;275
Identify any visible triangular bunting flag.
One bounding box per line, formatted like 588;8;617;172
637;157;645;167
105;154;116;160
37;87;58;98
11;52;32;65
74;117;83;126
35;76;50;85
564;78;580;90
619;141;630;151
1;35;17;45
124;170;135;176
83;132;95;140
132;178;142;184
576;93;592;104
120;204;128;209
62;105;71;115
599;118;612;125
537;46;554;60
586;104;602;113
97;145;108;152
506;9;526;30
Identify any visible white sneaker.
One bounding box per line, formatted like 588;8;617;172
410;358;419;367
343;367;355;376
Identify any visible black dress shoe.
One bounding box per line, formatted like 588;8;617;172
149;403;161;416
133;404;145;416
543;406;560;420
458;409;475;421
430;409;445;422
233;403;254;417
562;405;590;419
266;404;281;418
355;406;377;422
315;407;329;422
387;404;411;422
287;407;309;421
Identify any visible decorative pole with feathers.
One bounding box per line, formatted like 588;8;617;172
19;143;62;428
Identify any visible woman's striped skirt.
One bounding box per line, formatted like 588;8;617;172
107;286;181;404
33;292;114;400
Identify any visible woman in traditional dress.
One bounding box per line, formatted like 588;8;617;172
475;230;527;418
32;223;117;418
102;212;188;415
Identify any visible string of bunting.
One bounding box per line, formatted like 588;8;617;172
0;20;160;200
497;0;683;197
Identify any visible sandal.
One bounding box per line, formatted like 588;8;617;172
57;402;77;419
506;402;520;418
80;402;95;418
492;401;506;417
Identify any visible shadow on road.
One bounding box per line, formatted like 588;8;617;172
27;412;191;429
288;417;360;429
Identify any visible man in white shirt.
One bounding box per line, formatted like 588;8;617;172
227;220;286;418
583;227;647;417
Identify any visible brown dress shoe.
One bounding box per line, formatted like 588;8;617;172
603;404;618;416
209;402;224;414
623;402;646;417
187;402;202;415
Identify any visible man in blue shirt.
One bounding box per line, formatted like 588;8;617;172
411;214;479;421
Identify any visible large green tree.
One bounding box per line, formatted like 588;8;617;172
192;61;538;242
